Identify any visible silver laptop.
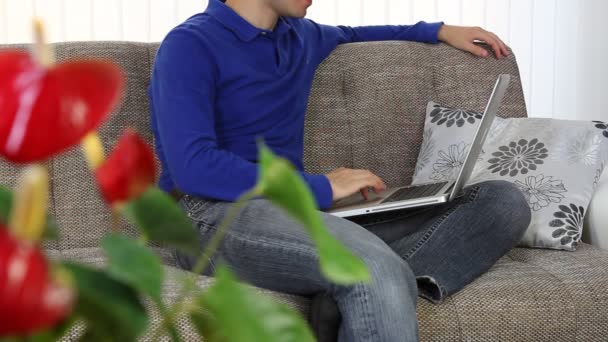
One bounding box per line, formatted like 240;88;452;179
325;74;511;218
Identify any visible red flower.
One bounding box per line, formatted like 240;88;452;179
95;129;156;205
0;228;74;336
0;50;124;163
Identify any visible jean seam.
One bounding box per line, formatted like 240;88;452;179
185;201;227;228
360;284;378;341
198;250;217;275
189;217;217;231
218;226;319;261
467;185;482;202
188;202;320;257
403;185;482;260
403;205;458;260
453;185;482;205
403;186;481;260
180;218;219;274
173;248;217;275
182;195;221;226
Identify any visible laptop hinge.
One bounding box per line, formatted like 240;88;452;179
445;183;455;193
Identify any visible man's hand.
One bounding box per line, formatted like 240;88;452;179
437;24;510;59
326;167;387;202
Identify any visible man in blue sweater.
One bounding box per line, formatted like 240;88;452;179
148;0;531;340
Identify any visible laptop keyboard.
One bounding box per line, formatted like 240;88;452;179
381;182;449;203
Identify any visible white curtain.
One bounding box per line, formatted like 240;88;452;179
576;0;607;122
0;0;606;122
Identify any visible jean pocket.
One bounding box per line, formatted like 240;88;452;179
171;248;217;276
181;195;221;226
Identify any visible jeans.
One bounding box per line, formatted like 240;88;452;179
173;180;531;342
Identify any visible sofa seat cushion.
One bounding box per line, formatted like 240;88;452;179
51;247;311;340
51;247;312;313
418;242;608;341
49;242;608;341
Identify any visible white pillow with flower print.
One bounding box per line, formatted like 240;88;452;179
412;101;608;251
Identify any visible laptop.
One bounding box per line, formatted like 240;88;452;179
325;74;511;218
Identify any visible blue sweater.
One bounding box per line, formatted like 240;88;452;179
148;0;443;209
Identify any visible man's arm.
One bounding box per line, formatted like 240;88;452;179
150;29;333;209
304;20;442;62
326;21;444;45
305;20;510;62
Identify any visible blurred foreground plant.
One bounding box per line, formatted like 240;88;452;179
0;20;369;341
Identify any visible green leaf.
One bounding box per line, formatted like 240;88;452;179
41;217;59;241
102;234;164;303
0;186;59;241
192;266;314;342
62;262;148;341
25;314;79;342
0;186;10;225
122;187;199;255
190;309;226;342
77;327;105;342
256;142;370;285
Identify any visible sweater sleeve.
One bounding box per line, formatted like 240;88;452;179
149;29;333;209
303;19;443;63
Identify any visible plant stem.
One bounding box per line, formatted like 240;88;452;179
156;302;182;342
110;206;121;233
150;188;261;341
191;188;260;277
32;18;55;67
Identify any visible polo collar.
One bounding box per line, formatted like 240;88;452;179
206;0;292;42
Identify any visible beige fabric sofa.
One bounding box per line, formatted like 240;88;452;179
1;41;607;341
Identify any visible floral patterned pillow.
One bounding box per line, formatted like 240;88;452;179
413;101;608;251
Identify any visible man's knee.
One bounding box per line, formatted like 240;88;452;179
477;180;531;241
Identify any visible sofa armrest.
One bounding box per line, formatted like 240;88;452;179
583;168;608;249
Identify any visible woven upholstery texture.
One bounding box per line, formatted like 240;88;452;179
0;41;607;341
52;249;310;341
304;42;526;188
51;42;156;250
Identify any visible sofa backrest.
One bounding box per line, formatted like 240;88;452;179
0;41;527;251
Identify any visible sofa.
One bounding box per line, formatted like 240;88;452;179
1;40;607;341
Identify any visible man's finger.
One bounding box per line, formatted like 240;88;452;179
484;31;506;57
472;29;501;58
360;188;369;200
489;31;509;57
372;185;384;195
374;178;387;193
469;42;489;58
367;175;386;191
480;33;502;58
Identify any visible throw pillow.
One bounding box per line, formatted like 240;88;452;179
412;101;608;251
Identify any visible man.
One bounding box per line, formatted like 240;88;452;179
148;0;531;341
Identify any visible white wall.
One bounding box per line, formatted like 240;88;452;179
0;0;606;122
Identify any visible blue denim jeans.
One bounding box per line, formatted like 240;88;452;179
173;180;531;342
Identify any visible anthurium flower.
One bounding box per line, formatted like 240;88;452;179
0;50;124;163
95;129;156;205
0;227;74;337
